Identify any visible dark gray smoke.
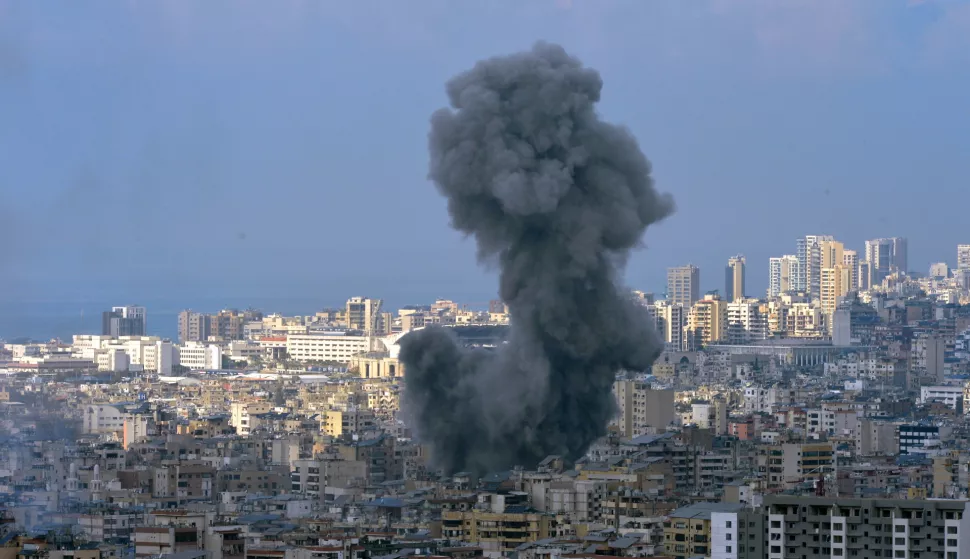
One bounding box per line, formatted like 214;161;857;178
400;42;674;475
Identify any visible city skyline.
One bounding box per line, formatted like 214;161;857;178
4;2;970;313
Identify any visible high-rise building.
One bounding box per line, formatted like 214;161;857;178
865;237;908;285
178;310;211;344
653;300;686;351
667;265;700;307
725;255;745;302
958;244;970;270
842;249;859;291
796;234;834;299
345;296;388;336
102;306;146;337
768;255;799;297
687;293;728;348
726;298;767;344
211;309;246;340
820;265;851;327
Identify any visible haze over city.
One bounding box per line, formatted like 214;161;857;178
4;1;970;340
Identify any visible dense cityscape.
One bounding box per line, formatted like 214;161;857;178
2;235;970;559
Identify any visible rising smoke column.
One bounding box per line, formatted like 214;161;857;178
400;42;674;475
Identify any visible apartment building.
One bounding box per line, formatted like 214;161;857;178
741;495;970;559
761;442;834;491
611;379;675;437
668;265;701;307
664;502;746;559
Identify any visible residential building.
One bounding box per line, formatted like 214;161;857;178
346;297;389;336
727;298;767;344
797;235;834;299
687;293;728;348
758;495;970;559
654;300;687;351
664;502;746;559
178;310;211;343
866;237;908;284
611;379;675;437
769;255;799;297
726;255;745;302
102;305;146;337
959;244;970;270
668;265;701;307
842;249;859;291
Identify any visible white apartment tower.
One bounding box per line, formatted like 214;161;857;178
768;255;799;297
796;235;834;298
958;244;970;270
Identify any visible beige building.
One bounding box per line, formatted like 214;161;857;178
611;379;675;437
687;293;728;347
323;409;376;438
725;255;745;302
349;353;402;379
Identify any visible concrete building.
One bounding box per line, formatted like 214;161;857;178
102;305;146;337
346;297;389;336
930;262;951;278
664;502;746;559
687;293;728;348
797;235;834;298
83;404;125;434
866;237;908;284
820;265;851;326
668;265;701;307
725;255;745;302
760;495;970;559
611;379;675;437
842;249;859;291
920;386;964;411
654;300;687;351
178;342;223;371
762;442;834;491
726;299;768;344
710;508;765;559
769;255;800;297
285;333;371;363
178;310;211;343
323;409;376;438
959;244;970;270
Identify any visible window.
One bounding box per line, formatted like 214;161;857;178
834;536;843;543
948;527;958;534
726;521;732;528
726;534;732;541
896;526;906;533
833;550;843;556
771;546;781;554
834;523;844;531
948;539;958;547
895;538;905;545
726;547;732;553
895;552;905;558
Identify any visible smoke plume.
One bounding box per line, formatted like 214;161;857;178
400;42;674;475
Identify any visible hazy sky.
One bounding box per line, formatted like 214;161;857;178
2;0;970;312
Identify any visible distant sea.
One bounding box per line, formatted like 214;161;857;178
0;297;341;342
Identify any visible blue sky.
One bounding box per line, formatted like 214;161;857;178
2;0;970;314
